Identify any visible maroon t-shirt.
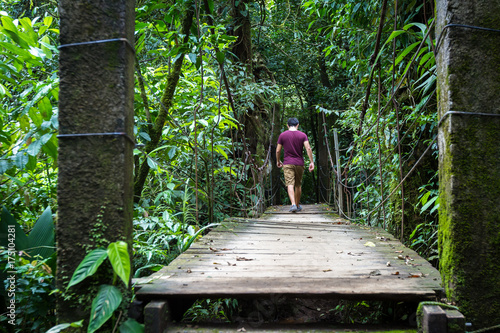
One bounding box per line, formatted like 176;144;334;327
277;130;309;166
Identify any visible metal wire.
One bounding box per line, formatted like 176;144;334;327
57;132;136;146
438;110;500;127
435;24;500;54
58;37;135;53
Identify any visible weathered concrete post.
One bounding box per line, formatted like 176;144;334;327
436;0;500;326
57;0;135;325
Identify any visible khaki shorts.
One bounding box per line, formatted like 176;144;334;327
283;164;304;187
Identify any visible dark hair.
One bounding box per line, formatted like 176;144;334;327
287;117;299;127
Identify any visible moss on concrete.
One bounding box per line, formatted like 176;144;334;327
437;0;500;327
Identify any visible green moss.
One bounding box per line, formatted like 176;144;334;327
438;114;500;325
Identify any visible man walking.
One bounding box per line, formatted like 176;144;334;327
276;117;314;212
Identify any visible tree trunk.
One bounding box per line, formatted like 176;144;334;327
271;104;282;205
57;0;135;325
436;0;500;326
231;0;253;73
230;0;273;214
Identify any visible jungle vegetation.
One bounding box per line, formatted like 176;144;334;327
0;0;439;331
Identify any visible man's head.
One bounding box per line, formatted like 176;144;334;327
287;117;299;128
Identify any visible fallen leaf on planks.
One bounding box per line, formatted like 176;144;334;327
323;269;332;272
408;272;425;278
364;241;376;247
236;257;254;261
391;271;400;275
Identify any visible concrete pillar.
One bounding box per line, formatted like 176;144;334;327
57;0;135;324
436;0;500;326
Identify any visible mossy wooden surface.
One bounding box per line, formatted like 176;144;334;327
136;204;442;303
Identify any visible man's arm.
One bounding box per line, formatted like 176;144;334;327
304;141;314;172
276;143;283;168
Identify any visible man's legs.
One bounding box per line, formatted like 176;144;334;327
283;165;304;212
294;166;304;209
294;185;301;206
283;165;298;211
287;185;296;206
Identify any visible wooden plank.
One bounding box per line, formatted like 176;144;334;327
137;277;439;301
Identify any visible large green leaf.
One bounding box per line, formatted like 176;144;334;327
119;318;144;333
66;248;108;289
107;241;131;287
88;285;122;333
45;320;83;333
0;206;29;251
26;206;55;259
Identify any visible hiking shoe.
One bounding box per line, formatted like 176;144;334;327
289;205;297;212
297;205;303;212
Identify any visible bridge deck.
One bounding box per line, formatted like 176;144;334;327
136;204;443;305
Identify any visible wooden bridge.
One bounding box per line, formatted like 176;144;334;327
135;204;443;332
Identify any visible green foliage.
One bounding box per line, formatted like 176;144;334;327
45;320;84;333
107;241;131;288
87;285;123;333
409;180;439;262
0;206;55;264
132;186;220;277
0;206;56;332
66;248;108;290
0;5;58;224
67;241;131;291
60;241;142;333
298;0;439;245
183;298;239;323
0;250;56;332
118;318;145;333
